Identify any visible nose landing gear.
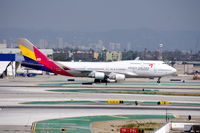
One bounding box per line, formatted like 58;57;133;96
157;77;161;83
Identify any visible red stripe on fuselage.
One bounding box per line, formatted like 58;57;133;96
33;47;73;77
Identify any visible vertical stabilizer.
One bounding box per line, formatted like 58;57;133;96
17;38;72;76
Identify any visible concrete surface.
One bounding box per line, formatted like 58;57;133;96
0;75;199;132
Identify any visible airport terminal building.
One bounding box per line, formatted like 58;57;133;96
0;48;53;78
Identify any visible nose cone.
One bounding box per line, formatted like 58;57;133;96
171;67;177;75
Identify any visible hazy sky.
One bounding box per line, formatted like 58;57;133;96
0;0;200;32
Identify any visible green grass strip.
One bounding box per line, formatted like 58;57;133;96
21;100;200;106
38;81;200;87
33;115;175;133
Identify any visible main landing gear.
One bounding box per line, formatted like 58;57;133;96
94;79;108;85
157;77;161;83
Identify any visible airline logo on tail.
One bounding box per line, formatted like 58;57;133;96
17;38;73;76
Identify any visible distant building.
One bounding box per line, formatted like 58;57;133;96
0;48;21;54
106;51;122;61
99;49;107;61
73;50;93;61
0;48;53;58
0;44;7;48
115;43;121;51
173;61;200;74
158;44;164;60
93;52;100;60
109;42;121;51
53;52;69;61
57;37;64;48
68;51;73;58
39;39;48;49
96;40;105;50
126;42;132;51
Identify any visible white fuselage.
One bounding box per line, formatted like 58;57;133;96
58;60;177;79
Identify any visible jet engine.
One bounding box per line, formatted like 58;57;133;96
115;74;125;81
109;73;125;81
89;71;105;80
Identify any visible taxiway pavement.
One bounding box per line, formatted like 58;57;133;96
0;75;200;129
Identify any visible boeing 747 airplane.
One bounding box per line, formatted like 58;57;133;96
17;38;177;83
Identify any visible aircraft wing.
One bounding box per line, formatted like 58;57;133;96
70;68;138;77
124;72;138;76
72;69;93;75
70;68;107;75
